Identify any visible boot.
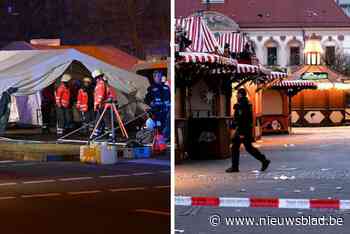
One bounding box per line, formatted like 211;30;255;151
261;159;270;172
226;167;239;173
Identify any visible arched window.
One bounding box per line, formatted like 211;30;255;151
264;39;279;66
322;39;339;66
287;39;302;66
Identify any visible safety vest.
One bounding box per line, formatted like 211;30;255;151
94;80;117;110
106;85;117;102
76;89;89;112
55;83;70;108
94;79;106;110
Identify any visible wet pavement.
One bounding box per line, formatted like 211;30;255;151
175;127;350;233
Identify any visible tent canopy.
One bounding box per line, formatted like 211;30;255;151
0;49;149;125
0;49;148;99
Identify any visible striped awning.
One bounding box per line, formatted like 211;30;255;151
178;52;237;65
267;72;288;80
272;80;317;88
217;32;246;53
176;16;222;53
236;63;259;74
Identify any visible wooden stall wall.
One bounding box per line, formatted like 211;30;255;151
292;89;348;126
261;89;289;134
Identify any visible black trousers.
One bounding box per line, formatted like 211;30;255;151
81;110;94;125
231;132;266;170
93;107;113;136
56;107;72;135
41;104;52;129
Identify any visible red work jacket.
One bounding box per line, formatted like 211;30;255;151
55;84;70;108
76;89;89;112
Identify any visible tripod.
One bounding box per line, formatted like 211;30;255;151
90;100;128;143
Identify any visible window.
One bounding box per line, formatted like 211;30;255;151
290;47;300;65
267;47;277;66
325;46;335;66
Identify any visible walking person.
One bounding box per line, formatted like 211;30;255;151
76;77;94;133
55;74;72;137
226;88;270;173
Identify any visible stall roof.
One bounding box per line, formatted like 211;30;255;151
288;65;349;83
176;16;221;53
271;80;317;89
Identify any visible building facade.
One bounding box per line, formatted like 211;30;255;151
176;0;350;69
244;28;350;69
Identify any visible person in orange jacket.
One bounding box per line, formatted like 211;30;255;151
91;69;118;139
76;77;94;133
55;74;72;136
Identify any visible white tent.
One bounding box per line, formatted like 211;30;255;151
0;49;148;125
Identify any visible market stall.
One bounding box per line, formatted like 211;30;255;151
289;65;350;127
175;13;287;161
262;80;317;134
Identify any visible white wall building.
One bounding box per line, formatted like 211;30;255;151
244;27;350;69
176;0;350;69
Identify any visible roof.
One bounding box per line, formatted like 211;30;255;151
1;41;34;50
288;65;349;83
175;0;350;28
271;80;317;89
32;45;140;71
1;42;140;71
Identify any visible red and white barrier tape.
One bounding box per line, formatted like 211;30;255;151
175;196;350;210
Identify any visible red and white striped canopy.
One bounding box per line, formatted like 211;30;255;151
176;16;222;53
236;63;259;74
272;80;317;88
218;32;246;53
267;72;288;80
178;52;237;65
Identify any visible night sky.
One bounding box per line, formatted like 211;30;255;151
0;0;170;58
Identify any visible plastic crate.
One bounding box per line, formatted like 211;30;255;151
133;147;152;159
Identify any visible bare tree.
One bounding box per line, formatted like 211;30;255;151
322;48;350;77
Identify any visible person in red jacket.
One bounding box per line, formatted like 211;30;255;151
91;69;118;140
76;77;94;133
55;74;72;136
91;69;107;138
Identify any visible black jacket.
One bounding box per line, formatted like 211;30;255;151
0;91;11;117
230;97;253;135
0;91;12;135
144;83;170;107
